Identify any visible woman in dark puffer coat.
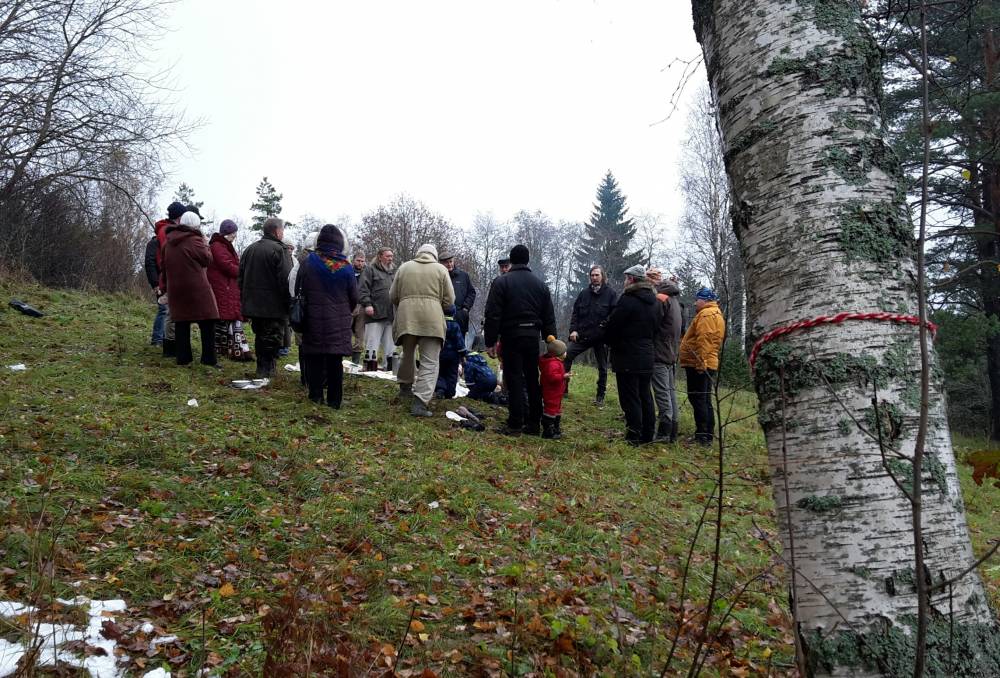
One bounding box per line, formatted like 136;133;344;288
162;211;220;367
298;224;359;408
207;219;252;361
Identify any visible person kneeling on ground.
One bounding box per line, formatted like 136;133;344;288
435;304;468;399
463;352;506;405
539;336;569;439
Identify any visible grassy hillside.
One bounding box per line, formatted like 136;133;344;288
1;281;997;677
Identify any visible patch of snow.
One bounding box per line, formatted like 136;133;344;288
0;596;142;678
186;398;199;407
283;362;300;372
0;639;23;676
6;364;26;372
0;601;35;616
140;622;155;634
149;635;178;647
142;669;171;678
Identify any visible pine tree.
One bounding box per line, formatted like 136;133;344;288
574;171;643;289
250;176;283;230
172;182;204;211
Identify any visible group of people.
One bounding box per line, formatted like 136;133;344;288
483;253;724;446
144;201;725;445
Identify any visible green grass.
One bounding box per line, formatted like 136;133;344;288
0;279;997;676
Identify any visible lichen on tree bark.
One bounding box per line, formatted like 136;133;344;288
691;0;1000;675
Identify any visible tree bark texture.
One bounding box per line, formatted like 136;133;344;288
692;2;1000;675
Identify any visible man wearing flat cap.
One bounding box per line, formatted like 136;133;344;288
438;251;476;340
602;264;661;445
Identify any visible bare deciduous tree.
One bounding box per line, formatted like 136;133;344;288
355;194;460;263
677;86;745;345
0;0;193;289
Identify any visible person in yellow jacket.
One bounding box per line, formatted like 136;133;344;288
679;287;725;445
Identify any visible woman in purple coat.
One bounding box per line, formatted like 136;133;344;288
298;224;358;408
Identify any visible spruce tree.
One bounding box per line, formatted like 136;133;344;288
250;176;283;230
172;182;204;211
574;170;643;289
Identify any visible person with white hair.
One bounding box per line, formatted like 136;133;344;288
389;244;455;417
602;264;661;445
161;209;220;368
350;248;366;364
358;247;397;371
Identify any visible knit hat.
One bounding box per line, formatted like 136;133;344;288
416;243;438;260
624;264;646;279
167;201;186;220
304;231;320;252
545;335;567;357
219;219;238;235
179;211;201;228
646;267;662;282
317;224;345;252
185;205;203;219
696;287;719;301
509;244;529;265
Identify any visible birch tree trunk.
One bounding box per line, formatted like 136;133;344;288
691;2;1000;675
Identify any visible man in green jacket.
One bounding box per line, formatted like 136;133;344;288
239;217;293;377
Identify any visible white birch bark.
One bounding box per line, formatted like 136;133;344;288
692;1;999;675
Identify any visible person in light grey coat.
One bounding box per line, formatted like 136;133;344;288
648;269;683;442
358;247;397;371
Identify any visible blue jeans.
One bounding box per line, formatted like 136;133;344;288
151;302;167;344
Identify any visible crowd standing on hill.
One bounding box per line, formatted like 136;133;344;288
143;203;726;445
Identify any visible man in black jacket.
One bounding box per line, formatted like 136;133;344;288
439;252;476;339
144;234;167;346
603;264;661;445
565;266;618;406
484;244;557;436
239;217;293;377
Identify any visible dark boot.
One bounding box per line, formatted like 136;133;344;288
256;353;276;378
554;415;562;440
669;421;678;443
162;339;176;358
541;415;557;439
657;420;670;441
385;356;394;373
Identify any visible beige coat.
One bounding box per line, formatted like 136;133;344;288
390;251;455;342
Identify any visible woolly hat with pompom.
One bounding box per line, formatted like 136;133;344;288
545;335;566;357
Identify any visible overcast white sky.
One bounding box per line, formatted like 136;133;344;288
152;0;703;241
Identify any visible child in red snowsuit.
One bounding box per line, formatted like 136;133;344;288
539;335;568;439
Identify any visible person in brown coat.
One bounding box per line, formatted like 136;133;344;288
298;224;359;408
162;210;220;367
207;219;252;361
